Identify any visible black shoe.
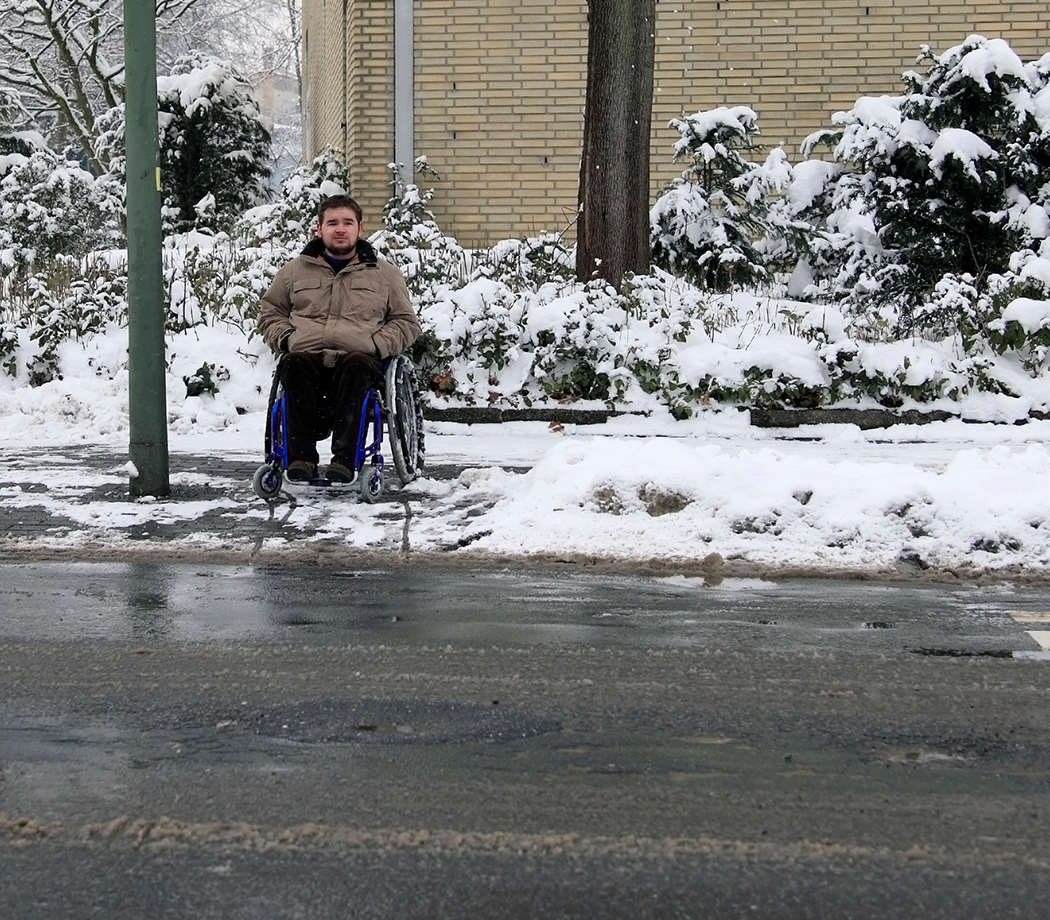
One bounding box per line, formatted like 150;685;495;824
326;459;355;483
287;459;317;482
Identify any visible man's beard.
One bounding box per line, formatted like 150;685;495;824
325;241;356;257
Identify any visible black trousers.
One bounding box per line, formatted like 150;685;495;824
279;352;384;465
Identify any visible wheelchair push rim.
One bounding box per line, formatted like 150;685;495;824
385;354;425;485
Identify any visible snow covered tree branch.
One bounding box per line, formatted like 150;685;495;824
0;0;298;174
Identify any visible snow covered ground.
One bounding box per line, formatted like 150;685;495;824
428;414;1050;578
3;323;1050;581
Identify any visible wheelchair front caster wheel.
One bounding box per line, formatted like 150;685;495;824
360;460;383;503
253;464;283;500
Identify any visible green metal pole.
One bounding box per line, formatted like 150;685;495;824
124;2;169;497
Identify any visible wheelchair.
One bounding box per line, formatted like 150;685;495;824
252;353;425;502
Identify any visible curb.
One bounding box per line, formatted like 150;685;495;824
423;405;1047;429
424;406;636;425
423;405;960;428
748;408;957;429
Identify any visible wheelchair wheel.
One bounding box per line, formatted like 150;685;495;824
253;463;283;500
360;458;383;502
385;354;425;484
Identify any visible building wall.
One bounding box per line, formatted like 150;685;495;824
413;0;588;243
345;0;396;222
301;0;346;168
302;1;1050;248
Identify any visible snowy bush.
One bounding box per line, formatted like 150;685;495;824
798;36;1050;338
0;149;106;264
0;252;127;386
0;147;122;381
987;287;1050;373
524;282;626;402
616;271;707;418
650;106;789;291
164;237;276;332
157;55;273;234
6;53;1050;420
234;147;350;249
470;233;576;293
370;159;468;303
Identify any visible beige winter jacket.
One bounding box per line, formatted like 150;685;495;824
257;238;421;363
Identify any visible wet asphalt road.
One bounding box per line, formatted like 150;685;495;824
2;561;1050;919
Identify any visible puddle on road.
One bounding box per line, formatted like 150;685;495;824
3;561;1050;661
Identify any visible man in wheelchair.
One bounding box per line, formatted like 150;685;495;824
257;194;421;483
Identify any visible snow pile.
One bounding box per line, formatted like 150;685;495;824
438;435;1050;575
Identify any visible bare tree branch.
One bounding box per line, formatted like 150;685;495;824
0;0;301;172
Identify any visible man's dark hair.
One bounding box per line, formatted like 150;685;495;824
317;194;363;223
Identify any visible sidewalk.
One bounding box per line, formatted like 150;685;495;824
0;442;507;565
5;416;1050;580
0;446;270;555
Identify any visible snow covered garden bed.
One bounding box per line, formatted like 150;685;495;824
3;35;1050;429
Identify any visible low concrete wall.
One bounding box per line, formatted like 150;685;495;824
423;405;966;427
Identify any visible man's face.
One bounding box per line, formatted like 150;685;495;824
316;207;363;256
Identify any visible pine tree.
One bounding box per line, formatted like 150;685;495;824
650;106;788;291
801;36;1050;336
157;55;273;234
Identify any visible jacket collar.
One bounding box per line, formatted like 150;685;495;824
301;237;378;266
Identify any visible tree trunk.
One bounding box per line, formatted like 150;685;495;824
576;0;655;290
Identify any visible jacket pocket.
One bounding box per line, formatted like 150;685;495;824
291;278;327;317
349;274;387;320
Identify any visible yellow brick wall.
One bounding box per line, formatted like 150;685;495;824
344;1;396;225
413;0;588;243
301;0;348;173
302;1;1050;248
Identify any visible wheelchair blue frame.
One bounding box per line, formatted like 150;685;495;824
267;384;383;481
252;354;424;503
